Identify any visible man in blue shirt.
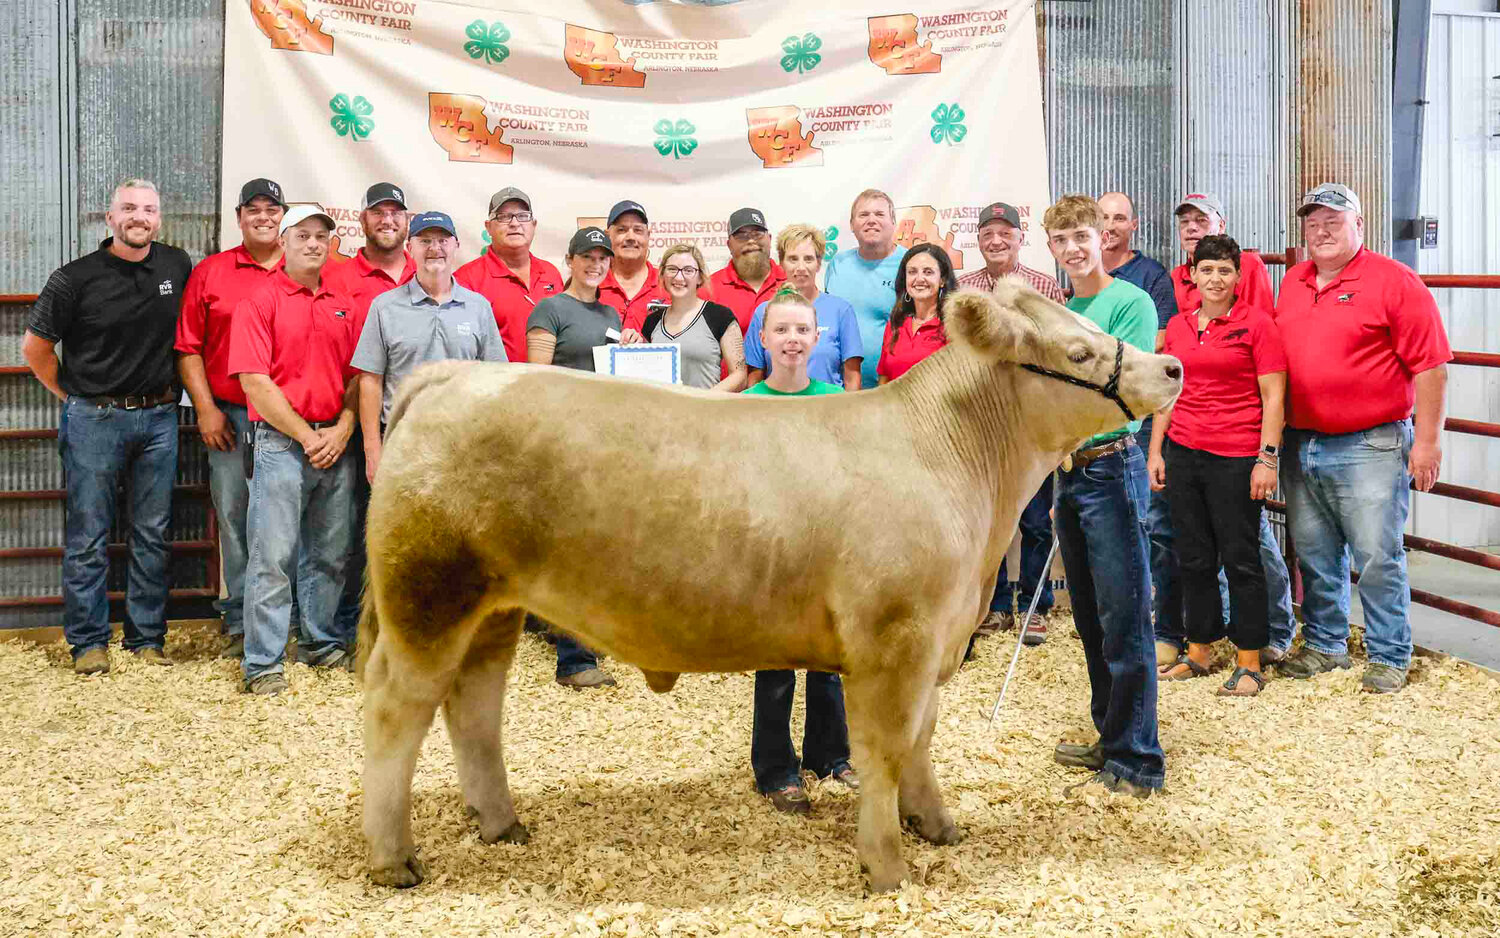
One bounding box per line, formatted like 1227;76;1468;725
823;189;903;389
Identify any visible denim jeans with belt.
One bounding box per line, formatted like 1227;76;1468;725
59;398;179;656
990;475;1056;615
1053;443;1164;789
751;670;852;793
1282;419;1414;670
242;424;355;680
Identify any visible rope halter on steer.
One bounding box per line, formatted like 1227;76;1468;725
1020;337;1136;423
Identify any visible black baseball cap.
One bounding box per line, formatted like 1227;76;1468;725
728;207;769;235
408;211;457;238
362;182;407;210
568;226;614;256
976;202;1021;230
608;200;648;226
238;178;286;209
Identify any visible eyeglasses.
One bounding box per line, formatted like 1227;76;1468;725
663;265;700;278
491;211;534;224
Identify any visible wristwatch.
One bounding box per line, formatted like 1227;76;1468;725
1261;444;1279;457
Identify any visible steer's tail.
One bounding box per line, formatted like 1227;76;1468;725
356;566;378;678
384;359;473;436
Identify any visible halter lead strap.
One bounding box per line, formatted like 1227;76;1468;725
1020;338;1136;422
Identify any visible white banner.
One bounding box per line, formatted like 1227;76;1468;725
222;0;1051;277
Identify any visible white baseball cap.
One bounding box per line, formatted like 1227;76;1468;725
1297;182;1362;217
279;204;336;236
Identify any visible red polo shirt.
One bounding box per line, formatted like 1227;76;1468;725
454;249;563;363
1162;305;1287;457
598;262;670;333
876;314;947;383
1274;248;1452;435
707;261;787;334
321;249;416;332
227;270;360;423
1172;248;1274;314
175;244;280;405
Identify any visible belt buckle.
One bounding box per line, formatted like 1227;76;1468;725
120;395;142;410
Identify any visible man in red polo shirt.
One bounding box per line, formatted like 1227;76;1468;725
707;207;786;334
1276;182;1452;694
321;182;415;641
1171;192;1274;314
177;178;286;658
229;206;362;696
598;199;669;331
455;186;563;362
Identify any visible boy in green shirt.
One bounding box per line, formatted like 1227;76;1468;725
1044;195;1163;798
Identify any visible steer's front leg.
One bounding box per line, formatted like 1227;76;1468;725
900;688;961;845
843;666;932;892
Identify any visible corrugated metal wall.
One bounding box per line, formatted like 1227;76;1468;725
1041;0;1181;265
1;5;67;293
1295;0;1394;253
1416;11;1500;547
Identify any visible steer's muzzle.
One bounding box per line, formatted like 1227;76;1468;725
1120;350;1184;419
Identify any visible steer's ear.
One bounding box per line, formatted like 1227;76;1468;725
944;282;1040;363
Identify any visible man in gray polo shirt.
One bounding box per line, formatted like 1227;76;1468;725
353;211;507;481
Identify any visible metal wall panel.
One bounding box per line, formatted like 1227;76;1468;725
0;2;67;291
74;0;224;261
1042;0;1181;268
1180;0;1296;264
1415;12;1500;546
1294;0;1394;253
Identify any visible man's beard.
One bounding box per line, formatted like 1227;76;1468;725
116;225;153;248
733;249;770;282
365;229;405;252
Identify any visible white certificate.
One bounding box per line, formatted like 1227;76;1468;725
592;343;681;384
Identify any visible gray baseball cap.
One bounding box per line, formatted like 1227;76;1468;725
1297;182;1362;217
1174;191;1225;218
488;187;532;215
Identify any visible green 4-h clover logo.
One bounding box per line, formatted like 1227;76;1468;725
823;226;839;261
654;119;698;159
464;20;510;65
329;94;375;141
481;230;492;246
930;103;967;145
781;33;822;74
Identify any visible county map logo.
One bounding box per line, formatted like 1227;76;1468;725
564;25;648;88
429;93;514;164
896;205;963;270
867;14;941;75
745;106;823;169
247;0;333;55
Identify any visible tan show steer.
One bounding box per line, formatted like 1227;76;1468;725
358;281;1182;892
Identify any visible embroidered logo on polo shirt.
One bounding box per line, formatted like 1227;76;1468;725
1220;328;1248;342
1336;292;1356;304
157;280;174;296
334;309;348;318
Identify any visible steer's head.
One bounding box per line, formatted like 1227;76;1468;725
943;280;1182;451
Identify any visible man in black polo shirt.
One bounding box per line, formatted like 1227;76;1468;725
22;178;193;676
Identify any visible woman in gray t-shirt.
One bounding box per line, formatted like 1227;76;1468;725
526;227;629;372
639;243;746;391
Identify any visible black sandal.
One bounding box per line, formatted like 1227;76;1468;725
1215;667;1266;697
1160;654;1212;681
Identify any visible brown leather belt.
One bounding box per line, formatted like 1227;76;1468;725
81;389;177;410
1069;436;1132;472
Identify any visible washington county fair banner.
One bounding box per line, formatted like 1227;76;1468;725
220;0;1050;276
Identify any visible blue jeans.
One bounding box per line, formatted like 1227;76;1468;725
334;435;367;646
555;633;600;678
206;402;253;636
59;398;179;656
991;475;1055;615
1136;419;1182;644
1259;513;1297;653
751;670;851;793
1054;444;1164;789
242;424;355;679
1283;419;1414;670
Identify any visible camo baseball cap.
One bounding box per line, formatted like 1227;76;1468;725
1297;182;1362;217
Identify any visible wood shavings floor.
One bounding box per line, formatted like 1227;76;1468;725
1;620;1496;937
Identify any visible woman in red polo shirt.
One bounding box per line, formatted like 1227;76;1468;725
1147;235;1287;697
876;244;959;385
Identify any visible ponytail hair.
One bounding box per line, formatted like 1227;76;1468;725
763;284;817;330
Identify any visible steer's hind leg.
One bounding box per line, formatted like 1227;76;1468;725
843;663;933;893
899;688;961;845
442;608;529;845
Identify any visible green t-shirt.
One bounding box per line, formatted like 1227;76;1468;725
743;378;844;397
1066;277;1158;448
